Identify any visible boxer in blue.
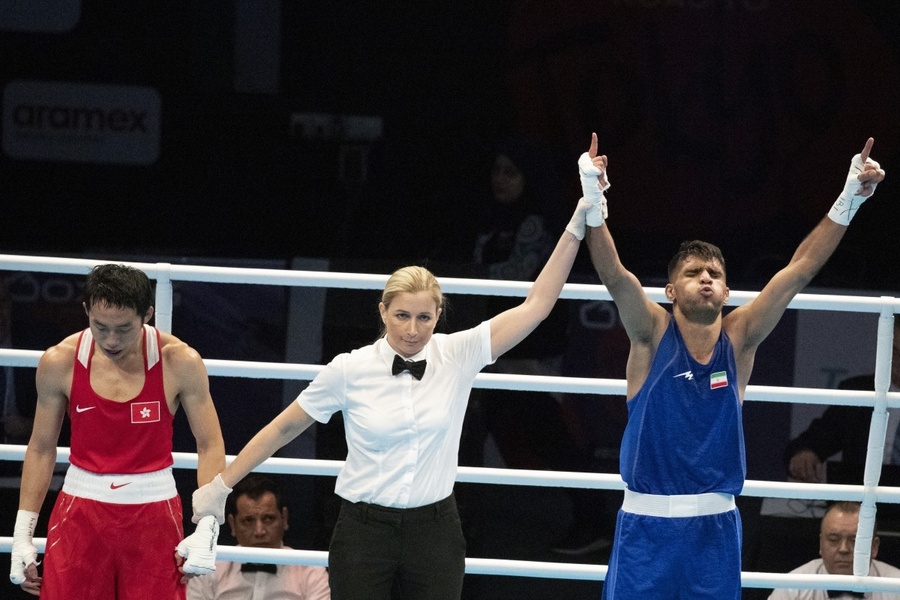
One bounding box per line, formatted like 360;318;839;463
579;134;885;599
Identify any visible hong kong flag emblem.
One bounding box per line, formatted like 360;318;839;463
131;401;161;424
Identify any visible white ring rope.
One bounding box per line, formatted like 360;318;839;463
3;254;900;308
2;444;900;502
2;253;900;593
4;348;900;405
1;538;900;592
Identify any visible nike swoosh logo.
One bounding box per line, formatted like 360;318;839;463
110;482;131;490
75;405;96;413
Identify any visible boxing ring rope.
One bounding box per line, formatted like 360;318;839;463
2;253;900;593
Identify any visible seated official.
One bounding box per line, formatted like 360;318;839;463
768;501;900;600
187;474;330;600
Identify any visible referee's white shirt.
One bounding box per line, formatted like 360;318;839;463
298;320;493;509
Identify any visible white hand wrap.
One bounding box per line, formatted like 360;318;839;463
578;152;610;227
10;510;39;585
595;194;609;225
191;473;232;525
176;515;220;576
828;153;880;226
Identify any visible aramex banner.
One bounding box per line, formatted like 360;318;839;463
2;80;161;166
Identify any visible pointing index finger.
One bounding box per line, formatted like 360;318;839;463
860;137;874;164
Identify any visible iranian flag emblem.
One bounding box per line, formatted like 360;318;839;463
710;371;728;390
131;401;161;423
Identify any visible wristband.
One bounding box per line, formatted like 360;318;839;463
13;510;38;539
586;195;607;228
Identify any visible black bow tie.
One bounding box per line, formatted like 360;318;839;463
827;591;865;598
241;562;277;574
392;354;426;380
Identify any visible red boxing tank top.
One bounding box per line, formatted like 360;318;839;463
68;325;175;474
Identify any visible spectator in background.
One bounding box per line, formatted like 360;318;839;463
464;138;615;556
768;501;900;599
188;473;330;600
785;319;900;484
466;136;573;471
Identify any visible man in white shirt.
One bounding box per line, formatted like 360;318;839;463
187;474;330;600
768;501;900;599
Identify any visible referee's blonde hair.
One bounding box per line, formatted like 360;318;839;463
381;266;443;312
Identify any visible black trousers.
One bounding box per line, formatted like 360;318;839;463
328;494;466;600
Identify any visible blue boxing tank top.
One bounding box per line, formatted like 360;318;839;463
620;317;745;496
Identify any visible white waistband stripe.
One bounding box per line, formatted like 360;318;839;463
622;488;736;518
62;464;177;504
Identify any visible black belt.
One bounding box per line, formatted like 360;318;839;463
340;494;457;523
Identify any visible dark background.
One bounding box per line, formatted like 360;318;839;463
1;0;898;288
2;1;900;598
